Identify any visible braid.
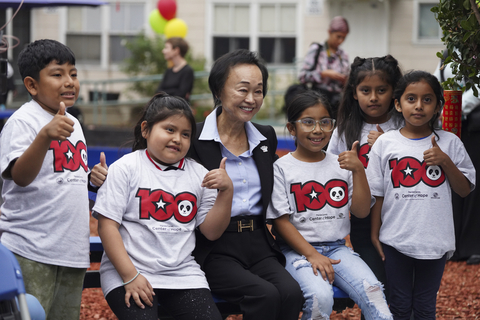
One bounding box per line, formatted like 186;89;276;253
337;55;403;149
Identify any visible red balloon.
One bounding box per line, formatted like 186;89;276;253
157;0;177;21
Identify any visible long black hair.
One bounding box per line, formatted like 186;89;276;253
337;55;403;149
132;92;196;152
393;70;445;136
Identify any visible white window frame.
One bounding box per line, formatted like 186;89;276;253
412;0;443;45
60;0;148;70
205;0;301;67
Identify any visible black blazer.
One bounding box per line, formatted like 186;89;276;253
188;107;285;267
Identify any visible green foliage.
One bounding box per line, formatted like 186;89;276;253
432;0;480;96
120;33;208;98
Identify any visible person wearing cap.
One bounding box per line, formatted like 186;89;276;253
298;16;350;118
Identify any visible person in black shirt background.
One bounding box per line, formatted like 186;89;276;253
156;37;194;102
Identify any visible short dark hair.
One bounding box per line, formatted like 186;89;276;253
208;49;268;108
287;90;332;123
165;37;189;58
132;92;196;152
18;39;76;81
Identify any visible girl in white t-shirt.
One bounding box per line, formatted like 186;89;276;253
92;93;233;320
267;90;392;320
367;71;475;319
327;55;403;296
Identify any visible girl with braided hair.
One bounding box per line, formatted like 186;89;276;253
327;55;403;298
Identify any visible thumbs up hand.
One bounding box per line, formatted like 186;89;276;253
202;157;233;191
91;152;109;187
42;102;75;141
338;141;364;173
367;124;385;146
423;135;449;167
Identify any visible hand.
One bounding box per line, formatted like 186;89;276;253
423;136;449;167
201;157;233;191
124;273;155;309
367;124;384;147
321;70;347;84
305;251;340;283
42;102;74;141
338;141;363;173
90;152;108;187
371;237;385;261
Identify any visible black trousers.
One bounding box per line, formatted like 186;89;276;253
106;287;222;320
383;244;446;320
203;227;304;320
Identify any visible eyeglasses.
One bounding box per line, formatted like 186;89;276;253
295;118;336;132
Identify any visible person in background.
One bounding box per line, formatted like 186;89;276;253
0;61;16;110
188;49;304;320
298;16;350;118
433;55;480;265
156;37;194;102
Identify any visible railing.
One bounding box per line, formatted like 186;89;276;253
77;65;298;126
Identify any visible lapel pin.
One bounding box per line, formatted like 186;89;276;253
260;146;268;153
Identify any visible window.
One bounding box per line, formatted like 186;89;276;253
66;2;145;65
109;3;145;63
211;2;297;64
258;4;296;63
66;7;102;64
413;0;442;44
212;5;250;60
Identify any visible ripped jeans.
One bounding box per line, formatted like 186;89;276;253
281;240;392;320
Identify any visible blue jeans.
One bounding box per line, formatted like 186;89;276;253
281;240;392;320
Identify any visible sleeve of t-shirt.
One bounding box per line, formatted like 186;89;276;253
327;128;347;155
193;164;216;228
266;161;292;220
366;140;385;197
92;160;131;224
0;118;36;179
451;136;476;190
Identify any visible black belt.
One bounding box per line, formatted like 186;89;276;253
225;216;263;233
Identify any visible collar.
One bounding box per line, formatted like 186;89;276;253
198;106;267;154
145;150;185;171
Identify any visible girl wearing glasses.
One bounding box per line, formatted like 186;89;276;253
267;90;392;320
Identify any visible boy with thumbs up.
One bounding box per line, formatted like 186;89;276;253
0;39;106;320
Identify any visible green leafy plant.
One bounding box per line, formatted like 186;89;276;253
432;0;480;95
121;33;207;97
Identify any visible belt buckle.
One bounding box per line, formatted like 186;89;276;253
237;219;254;232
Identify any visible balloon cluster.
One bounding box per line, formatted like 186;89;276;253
149;0;188;38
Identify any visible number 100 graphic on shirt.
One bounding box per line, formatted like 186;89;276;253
291;179;349;212
136;188;198;223
389;157;445;188
50;140;88;172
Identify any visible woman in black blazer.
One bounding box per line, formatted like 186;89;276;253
189;49;303;320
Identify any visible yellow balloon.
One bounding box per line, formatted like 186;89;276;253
164;18;188;39
149;9;167;34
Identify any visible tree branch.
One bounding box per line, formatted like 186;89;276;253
470;0;480;26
